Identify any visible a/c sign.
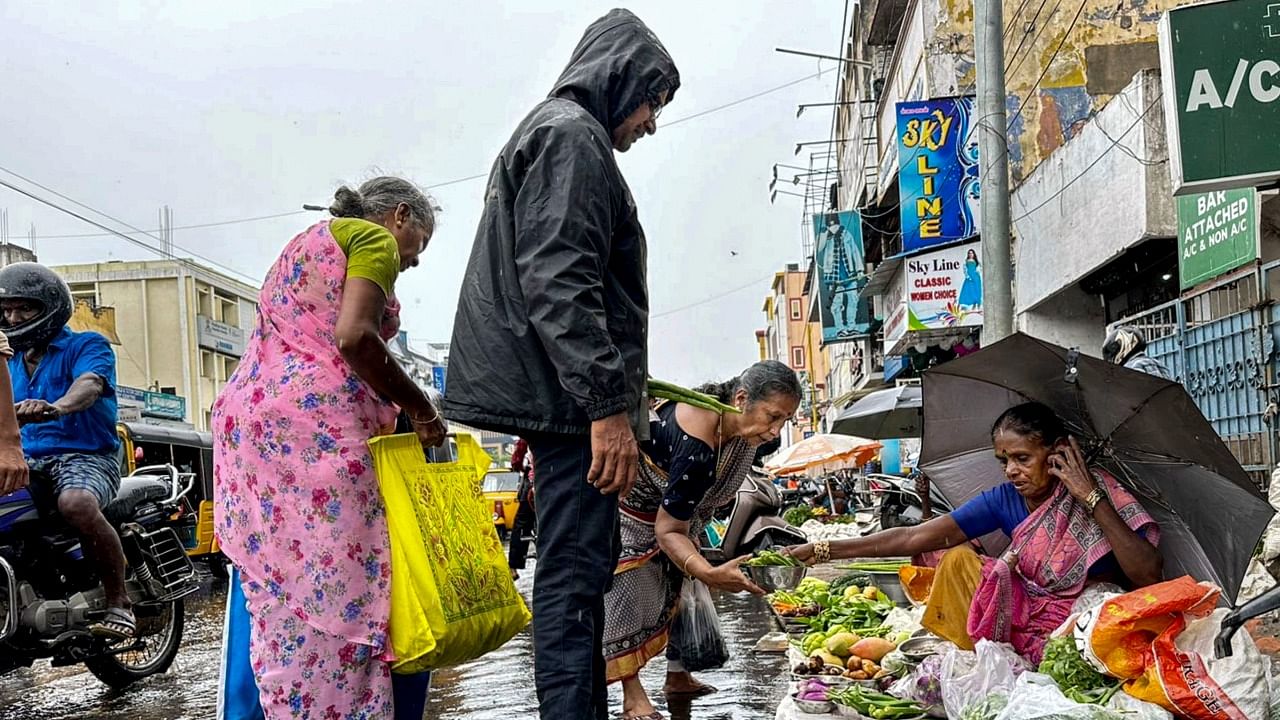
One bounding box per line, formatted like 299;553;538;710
1160;0;1280;193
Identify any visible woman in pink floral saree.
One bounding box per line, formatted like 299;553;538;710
788;402;1162;664
214;178;447;719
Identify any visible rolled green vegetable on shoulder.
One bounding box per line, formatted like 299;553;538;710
647;378;743;414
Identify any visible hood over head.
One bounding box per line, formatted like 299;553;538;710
549;9;681;133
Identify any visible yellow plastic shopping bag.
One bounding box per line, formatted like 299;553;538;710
369;432;531;672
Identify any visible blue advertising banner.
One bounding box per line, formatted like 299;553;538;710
896;97;980;254
813;210;874;342
432;365;447;394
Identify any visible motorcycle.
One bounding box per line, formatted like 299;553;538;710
0;463;201;688
703;470;808;564
865;472;955;530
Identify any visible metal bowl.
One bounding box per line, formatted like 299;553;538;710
745;565;808;592
898;635;947;661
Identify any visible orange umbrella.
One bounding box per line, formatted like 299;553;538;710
763;433;883;477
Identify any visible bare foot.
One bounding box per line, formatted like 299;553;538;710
622;676;661;718
663;671;717;696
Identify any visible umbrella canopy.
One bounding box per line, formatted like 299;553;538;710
831;384;923;439
919;332;1272;602
764;434;883;477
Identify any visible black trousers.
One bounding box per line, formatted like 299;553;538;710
525;433;621;720
508;496;537;570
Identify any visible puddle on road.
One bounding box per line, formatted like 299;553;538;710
0;576;229;720
0;564;789;719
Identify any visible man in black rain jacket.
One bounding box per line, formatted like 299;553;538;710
444;9;679;719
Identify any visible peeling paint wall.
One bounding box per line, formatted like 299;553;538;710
920;0;1192;184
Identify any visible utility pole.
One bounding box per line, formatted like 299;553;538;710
976;0;1014;341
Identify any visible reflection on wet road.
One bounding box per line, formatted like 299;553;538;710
0;565;789;719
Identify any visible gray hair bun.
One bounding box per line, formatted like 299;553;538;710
329;186;365;218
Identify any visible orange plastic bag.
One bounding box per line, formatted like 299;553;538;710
1071;576;1270;720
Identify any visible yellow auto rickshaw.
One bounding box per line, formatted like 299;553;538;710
116;422;222;574
482;467;521;539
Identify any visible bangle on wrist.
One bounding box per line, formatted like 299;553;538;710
1084;487;1106;514
679;550;701;578
814;540;831;564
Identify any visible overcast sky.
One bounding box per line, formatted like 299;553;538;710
2;1;845;386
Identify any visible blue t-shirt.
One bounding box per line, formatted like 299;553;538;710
950;482;1142;579
10;327;119;457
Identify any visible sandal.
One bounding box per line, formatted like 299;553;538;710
90;607;136;641
621;713;665;720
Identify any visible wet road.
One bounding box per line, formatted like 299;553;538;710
0;565;790;719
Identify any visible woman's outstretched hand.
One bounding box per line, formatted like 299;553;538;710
702;556;765;595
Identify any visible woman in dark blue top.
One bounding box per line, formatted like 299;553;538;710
789;402;1162;661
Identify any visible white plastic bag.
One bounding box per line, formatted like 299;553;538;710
1166;607;1272;720
994;672;1172;720
1262;468;1280;567
940;640;1031;719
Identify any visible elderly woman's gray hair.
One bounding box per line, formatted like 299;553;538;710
329;176;438;234
696;360;803;405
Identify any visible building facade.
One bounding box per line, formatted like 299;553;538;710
52;259;259;431
815;0;1280;479
760;264;830;444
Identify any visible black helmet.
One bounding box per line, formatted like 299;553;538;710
0;262;74;352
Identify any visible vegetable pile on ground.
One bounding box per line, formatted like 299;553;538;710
778;574;911;691
770;576;898;635
742;550;803;567
1038;636;1122;705
826;684;927;719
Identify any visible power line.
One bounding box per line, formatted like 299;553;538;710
417;69;841;193
12;69;838;247
651;274;776;319
666;68;836;127
29;209;308;239
1004;0;1089;133
1004;0;1061;78
0;171;261;285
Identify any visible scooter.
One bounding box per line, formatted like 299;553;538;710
865;471;955;529
703;470;808;565
1216;583;1280;658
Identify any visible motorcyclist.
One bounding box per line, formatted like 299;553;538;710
0;262;131;640
1103;326;1172;380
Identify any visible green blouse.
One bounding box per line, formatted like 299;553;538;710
330;218;399;296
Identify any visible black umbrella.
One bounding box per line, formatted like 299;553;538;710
919;332;1272;602
831;384;923;439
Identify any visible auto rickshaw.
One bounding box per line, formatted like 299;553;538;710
116;422;222;574
482;467;521;539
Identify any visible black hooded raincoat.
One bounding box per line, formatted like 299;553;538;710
444;10;680;437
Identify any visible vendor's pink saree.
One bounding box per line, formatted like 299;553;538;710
966;469;1159;663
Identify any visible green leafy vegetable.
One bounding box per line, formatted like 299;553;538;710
1038;636;1123;705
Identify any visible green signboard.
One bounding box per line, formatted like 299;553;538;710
1177;188;1259;289
1159;0;1280;193
143;390;187;421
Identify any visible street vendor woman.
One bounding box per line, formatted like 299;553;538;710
787;402;1162;663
